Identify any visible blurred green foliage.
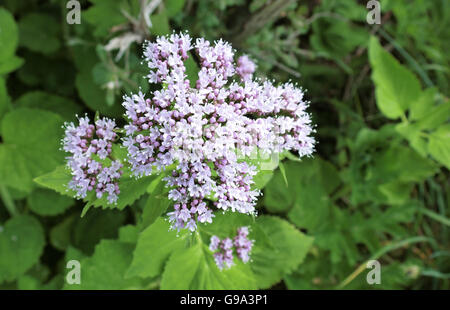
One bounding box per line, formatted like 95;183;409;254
0;0;448;290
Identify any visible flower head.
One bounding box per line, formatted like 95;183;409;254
62;116;122;204
122;33;315;231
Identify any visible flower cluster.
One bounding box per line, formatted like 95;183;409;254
122;33;315;232
209;226;254;270
62;116;122;204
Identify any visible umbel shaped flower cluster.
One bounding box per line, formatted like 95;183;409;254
63;117;122;204
122;33;315;232
62;32;315;233
209;226;254;270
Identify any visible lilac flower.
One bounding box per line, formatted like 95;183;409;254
62;115;122;204
209;226;254;270
122;33;315;231
236;55;256;81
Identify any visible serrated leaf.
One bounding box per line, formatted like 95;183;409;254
0;215;45;283
118;225;140;244
250;216;313;288
127;218;188;278
369;36;422;119
161;242;257;289
34;165;75;197
64;240;143;290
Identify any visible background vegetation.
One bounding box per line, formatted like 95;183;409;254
0;0;448;290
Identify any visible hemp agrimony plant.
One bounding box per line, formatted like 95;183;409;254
60;33;315;270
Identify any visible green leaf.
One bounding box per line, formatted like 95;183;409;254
0;55;24;75
0;108;65;193
165;0;186;17
76;70;123;118
127;218;188;279
428;124;450;169
369;36;422;119
151;13;171;36
0;76;10;132
34;165;75;197
161;242;257;289
27;188;74;216
83;172;157;214
72;208;126;255
118;225;140;244
50;215;77;251
265;158;340;215
409;87;437;121
84;0;129;38
250;216;313;288
15;91;83;122
0;8;18;61
64;240;143;290
0;215;45;283
18;13;60;54
142;175;171;229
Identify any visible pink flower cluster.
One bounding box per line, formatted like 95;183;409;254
122;33;315;232
62;116;122;204
209;226;254;270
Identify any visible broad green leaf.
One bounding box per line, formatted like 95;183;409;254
369;36;422;119
84;0;129;38
395;122;428;157
18;13;60;54
64;240;143;290
265;158;340;215
82;172;157;214
0;77;10;132
142;175;171;229
0;108;65;193
414;100;450;131
0;215;45;283
370;144;438;183
161;242;257;290
118;225;140;244
428;124;450;169
151;13;171;36
76;70;123;118
50;215;77;251
409;87;437;121
165;0;186;17
72;208;126;255
34;165;75;197
127;218;188;278
250;216;314;288
0;55;24;75
15;91;83;122
27;188;74;216
0;8;18;61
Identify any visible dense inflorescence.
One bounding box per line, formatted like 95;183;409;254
122;33;315;232
62;116;122;204
209;226;254;270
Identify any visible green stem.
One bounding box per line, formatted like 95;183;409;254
337;236;434;289
0;184;18;217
